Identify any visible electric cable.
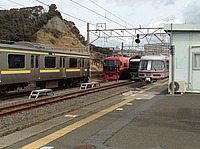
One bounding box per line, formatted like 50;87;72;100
7;0;24;7
70;0;129;28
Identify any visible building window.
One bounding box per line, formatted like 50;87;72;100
193;53;200;69
8;54;25;68
45;56;56;68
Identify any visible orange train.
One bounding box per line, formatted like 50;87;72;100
103;56;130;80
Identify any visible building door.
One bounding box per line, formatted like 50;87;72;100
191;47;200;91
31;55;40;80
60;57;66;77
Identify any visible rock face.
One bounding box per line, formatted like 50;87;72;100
44;16;69;33
0;4;112;70
0;4;86;53
35;16;86;53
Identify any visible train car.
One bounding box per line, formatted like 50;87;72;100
0;42;90;94
138;55;169;82
103;56;130;80
129;55;141;80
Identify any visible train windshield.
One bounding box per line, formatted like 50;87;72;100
103;60;119;71
139;60;164;70
151;60;164;70
139;60;148;70
130;61;140;70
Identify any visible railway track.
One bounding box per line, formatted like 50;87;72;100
0;81;134;117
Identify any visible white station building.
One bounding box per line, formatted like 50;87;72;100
164;24;200;93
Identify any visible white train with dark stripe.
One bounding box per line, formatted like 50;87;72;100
0;42;90;94
138;55;169;82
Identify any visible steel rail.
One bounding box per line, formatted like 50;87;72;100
0;81;134;117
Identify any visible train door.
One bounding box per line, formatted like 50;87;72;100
31;55;40;80
80;58;84;76
60;57;66;77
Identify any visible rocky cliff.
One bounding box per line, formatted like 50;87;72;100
0;4;112;70
35;16;86;53
0;4;86;53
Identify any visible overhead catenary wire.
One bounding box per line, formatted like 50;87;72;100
69;0;150;49
88;0;134;36
0;7;7;10
35;0;96;26
89;0;135;28
69;0;134;46
69;0;130;29
71;0;144;36
7;0;24;7
35;0;48;7
5;0;132;47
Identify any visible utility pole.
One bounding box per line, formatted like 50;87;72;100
170;23;175;95
170;45;175;95
121;42;123;56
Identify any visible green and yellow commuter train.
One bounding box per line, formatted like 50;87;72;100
0;41;90;94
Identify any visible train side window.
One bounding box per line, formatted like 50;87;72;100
31;55;34;68
69;58;77;68
8;54;25;68
45;56;56;68
82;58;85;67
166;60;169;70
60;57;65;68
87;59;90;67
79;58;84;67
31;55;39;68
63;58;65;67
36;56;39;68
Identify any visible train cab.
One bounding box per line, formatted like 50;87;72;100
138;55;169;82
103;56;130;80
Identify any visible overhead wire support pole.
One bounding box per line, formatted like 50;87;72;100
170;23;175;95
87;23;90;54
89;27;166;42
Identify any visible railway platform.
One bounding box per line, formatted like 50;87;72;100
1;80;200;149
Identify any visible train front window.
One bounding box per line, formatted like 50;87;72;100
139;60;148;70
8;54;25;68
151;60;164;70
104;60;118;71
130;61;140;70
104;60;118;66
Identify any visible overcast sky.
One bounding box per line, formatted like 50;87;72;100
1;0;200;48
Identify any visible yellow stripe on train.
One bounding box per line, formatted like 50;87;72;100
40;69;60;73
55;53;90;58
1;70;31;74
0;49;90;58
0;49;48;55
66;68;80;72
